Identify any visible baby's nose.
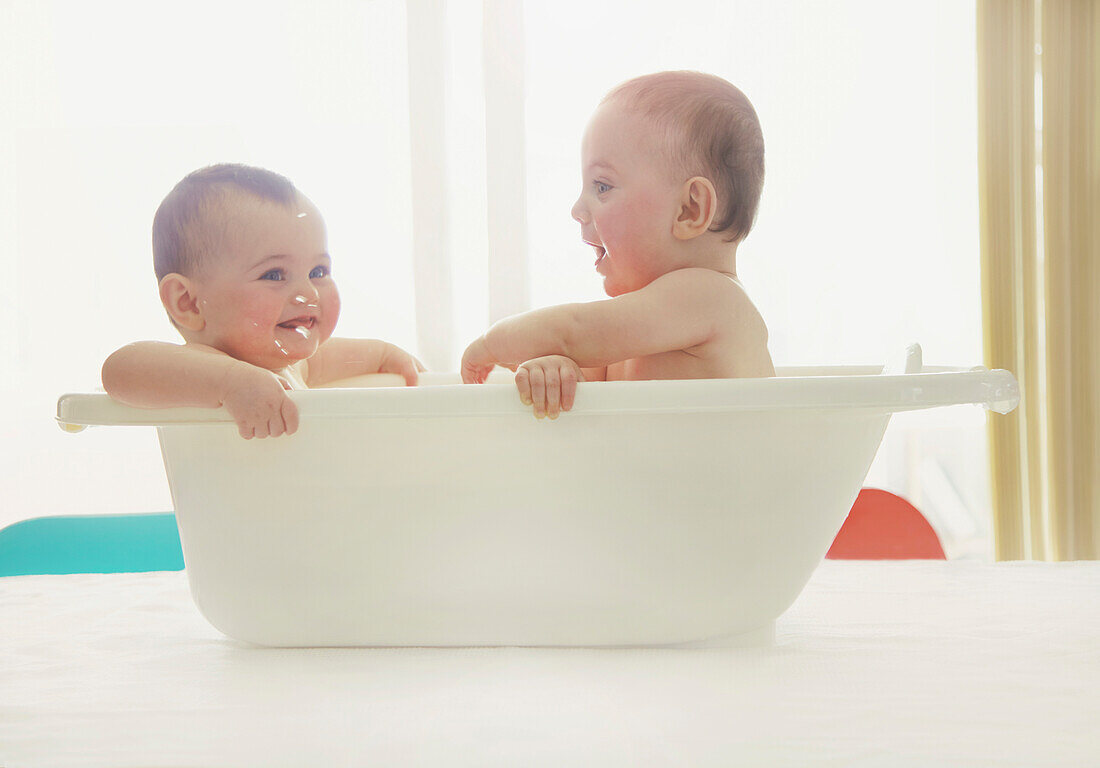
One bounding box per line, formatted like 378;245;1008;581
292;282;320;306
571;196;588;224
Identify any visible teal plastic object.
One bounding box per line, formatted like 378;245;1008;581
0;512;184;576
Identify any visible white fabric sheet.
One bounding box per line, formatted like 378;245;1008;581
2;561;1098;767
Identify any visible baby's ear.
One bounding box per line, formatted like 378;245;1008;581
672;176;718;240
158;273;205;332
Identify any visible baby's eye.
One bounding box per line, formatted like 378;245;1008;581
260;269;285;281
595;181;611;195
309;265;330;279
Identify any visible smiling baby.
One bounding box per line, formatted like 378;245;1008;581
102;164;421;438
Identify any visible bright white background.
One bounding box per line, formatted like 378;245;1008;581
1;0;989;555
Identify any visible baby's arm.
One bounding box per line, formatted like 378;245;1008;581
461;268;724;383
301;338;423;388
101;342;298;439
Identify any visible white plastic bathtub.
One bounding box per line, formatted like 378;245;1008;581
57;345;1018;647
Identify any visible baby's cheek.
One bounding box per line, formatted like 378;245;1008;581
238;302;275;336
607;211;654;258
633;191;669;222
232;299;281;350
617;195;662;233
320;286;341;341
599;208;633;246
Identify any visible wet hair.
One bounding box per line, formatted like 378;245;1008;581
152;163;299;281
603;71;765;242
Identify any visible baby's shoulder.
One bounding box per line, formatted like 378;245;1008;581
659;268;767;338
181;341;233;357
653;267;739;287
650;268;751;307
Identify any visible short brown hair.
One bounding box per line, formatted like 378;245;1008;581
152;163;298;280
603;71;765;242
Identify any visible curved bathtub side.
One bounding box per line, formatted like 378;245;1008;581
157;401;890;647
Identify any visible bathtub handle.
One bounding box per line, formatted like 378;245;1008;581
881;343;923;376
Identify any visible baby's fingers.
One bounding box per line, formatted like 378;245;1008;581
384;350;421;386
398;357;419;386
528;366;546;418
461;361;488;384
229;400;293;440
559;364;579;411
262;396;298;438
282;397;299;435
515;367;533;405
259;396;297;439
544;367;562;419
251;417;271;439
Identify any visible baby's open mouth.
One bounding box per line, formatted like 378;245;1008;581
278;316;316;330
592;244;607;266
278;317;317;339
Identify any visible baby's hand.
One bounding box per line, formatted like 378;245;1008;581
220;363;299;439
377;342;426;385
461;336;497;384
516;356;583;419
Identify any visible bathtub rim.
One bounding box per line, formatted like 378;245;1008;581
57;365;1020;428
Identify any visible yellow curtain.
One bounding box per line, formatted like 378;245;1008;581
1041;0;1099;559
977;0;1099;560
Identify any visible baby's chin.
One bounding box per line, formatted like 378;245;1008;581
264;326;333;364
244;343;318;371
601;280;628;298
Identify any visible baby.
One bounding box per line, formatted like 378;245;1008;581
461;71;774;417
102;164;422;438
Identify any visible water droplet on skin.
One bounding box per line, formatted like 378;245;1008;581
294;325;311;340
274;339;288;356
296;212;308;218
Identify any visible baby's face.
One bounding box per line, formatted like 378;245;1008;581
188;194;340;371
571;101;683;297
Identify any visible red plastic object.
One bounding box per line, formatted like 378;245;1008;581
826;488;946;560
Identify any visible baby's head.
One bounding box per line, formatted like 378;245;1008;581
572;71;765;296
152;164;340;371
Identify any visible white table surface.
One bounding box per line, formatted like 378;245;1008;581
2;560;1098;767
